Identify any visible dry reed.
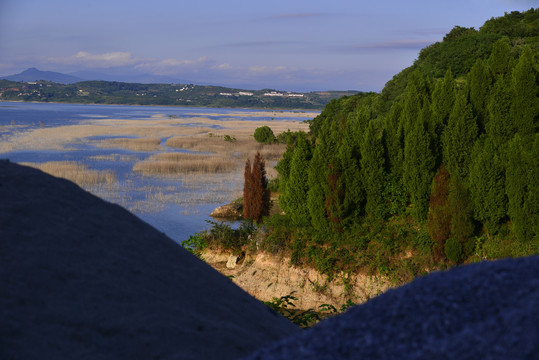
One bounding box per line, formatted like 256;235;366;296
133;152;238;175
20;161;117;187
97;137;162;151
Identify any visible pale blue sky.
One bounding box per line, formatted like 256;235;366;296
0;0;535;91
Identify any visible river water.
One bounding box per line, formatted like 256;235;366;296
0;101;313;244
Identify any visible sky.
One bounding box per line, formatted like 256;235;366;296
0;0;536;92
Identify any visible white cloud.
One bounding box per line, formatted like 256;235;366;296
248;65;288;74
134;56;212;75
48;51;137;68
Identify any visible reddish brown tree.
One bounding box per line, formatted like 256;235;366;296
243;158;254;220
243;152;270;223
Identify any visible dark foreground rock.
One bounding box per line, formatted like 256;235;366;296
245;256;538;360
0;160;299;360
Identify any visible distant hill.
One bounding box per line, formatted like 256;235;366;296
1;68;83;84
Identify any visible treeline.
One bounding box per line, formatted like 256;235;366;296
269;10;537;277
0;79;357;110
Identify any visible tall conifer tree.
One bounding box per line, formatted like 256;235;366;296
442;91;478;180
510;46;537;142
403;102;435;221
468;59;492;132
283;133;312;227
360;120;386;219
468;137;507;235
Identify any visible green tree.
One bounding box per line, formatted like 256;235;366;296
360;120;386;219
254;126;276;144
486;78;514;149
505;135;533;242
403;102;436;221
431;68;456;135
442;91;478;179
510;46;537;142
467;59;492;132
487;37;513;79
468;137;507;235
449;177;475;242
427;165;452;259
282;133;312;227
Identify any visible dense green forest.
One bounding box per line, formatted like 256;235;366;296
236;9;538;283
0;79;357;110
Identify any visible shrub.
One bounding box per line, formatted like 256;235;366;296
254;126;276;144
444;237;463;263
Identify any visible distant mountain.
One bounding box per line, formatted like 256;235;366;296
1;68;83;84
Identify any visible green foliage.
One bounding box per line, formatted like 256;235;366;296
360;120;386;219
448;177;475;242
282;133;312;226
444;237;463;263
468;137;507;235
181;232;208;258
253;126;276;144
505;135;536;242
467;59;492;131
442;91;478;179
487;37;514;79
486;78;514;148
223;134;236;143
510;46;538;141
403;101;436;221
427;165;451;258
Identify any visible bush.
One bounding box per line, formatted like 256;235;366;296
254;126;276;144
444;237;463;263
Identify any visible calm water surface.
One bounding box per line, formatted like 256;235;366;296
0;101;310;244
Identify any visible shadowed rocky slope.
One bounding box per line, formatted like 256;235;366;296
245;255;538;359
0;160;299;360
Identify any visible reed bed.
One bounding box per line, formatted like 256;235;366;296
97;137;162;151
20;161;117;187
133;152;239;175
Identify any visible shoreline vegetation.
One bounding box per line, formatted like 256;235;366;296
183;9;539;327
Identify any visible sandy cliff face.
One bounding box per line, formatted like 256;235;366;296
202;249;391;311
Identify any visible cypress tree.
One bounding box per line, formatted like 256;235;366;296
487;37;513;79
526;134;539;239
486;78;514;149
431;68;456;135
442;91;478;180
243;158;253;220
403;102;436;221
468;59;491;133
505;135;533;242
449;176;474;242
384;101;405;179
252;152;270;223
468;137;507;235
243;153;270;223
510;46;537;142
283;133;312;227
427;165;451;259
360;120;386;219
307;134;331;233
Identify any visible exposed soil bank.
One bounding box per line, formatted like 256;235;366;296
202;248;391;311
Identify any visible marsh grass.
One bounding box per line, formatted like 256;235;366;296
133;152;238;175
97;137;162;151
20;161;117;187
